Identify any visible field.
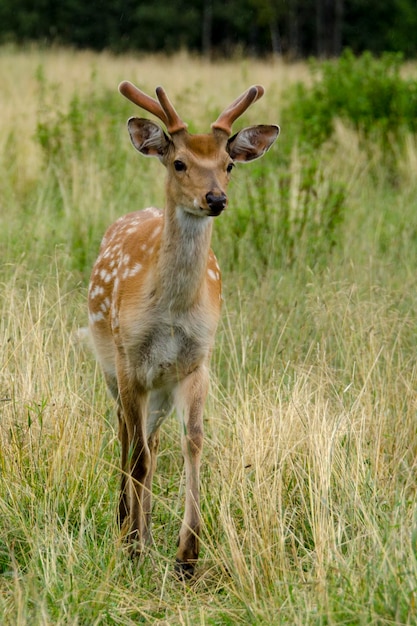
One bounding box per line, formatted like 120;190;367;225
1;46;417;624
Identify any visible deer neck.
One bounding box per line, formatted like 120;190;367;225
157;203;213;312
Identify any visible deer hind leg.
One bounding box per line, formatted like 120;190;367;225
102;372;129;528
174;365;208;578
117;407;128;526
142;429;160;545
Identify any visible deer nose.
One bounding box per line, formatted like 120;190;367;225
206;191;227;216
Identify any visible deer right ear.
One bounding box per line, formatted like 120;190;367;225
127;117;171;158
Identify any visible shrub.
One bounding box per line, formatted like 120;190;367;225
215;147;347;274
281;49;417;148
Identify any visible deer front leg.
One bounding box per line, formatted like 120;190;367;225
174;365;209;578
118;368;150;556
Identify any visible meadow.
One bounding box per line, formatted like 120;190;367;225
0;45;417;624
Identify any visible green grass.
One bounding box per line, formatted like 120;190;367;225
1;46;417;624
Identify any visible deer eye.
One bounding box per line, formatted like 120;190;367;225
226;162;234;174
174;160;186;172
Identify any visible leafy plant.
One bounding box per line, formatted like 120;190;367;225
216;145;347;274
281;49;417;148
35;64;131;174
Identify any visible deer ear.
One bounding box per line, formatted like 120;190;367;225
127;117;171;158
227;125;280;162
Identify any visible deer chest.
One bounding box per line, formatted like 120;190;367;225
129;321;211;389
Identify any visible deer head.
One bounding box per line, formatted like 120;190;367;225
119;81;279;217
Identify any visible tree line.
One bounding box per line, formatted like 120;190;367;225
1;0;416;58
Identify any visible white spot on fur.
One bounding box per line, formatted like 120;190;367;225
99;297;110;313
90;284;105;299
129;263;142;277
208;269;217;281
150;225;162;239
144;207;161;217
89;311;105;324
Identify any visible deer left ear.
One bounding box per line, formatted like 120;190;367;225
227;124;280;162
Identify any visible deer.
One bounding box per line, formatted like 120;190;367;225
87;80;279;578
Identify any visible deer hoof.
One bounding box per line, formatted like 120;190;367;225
174;559;195;580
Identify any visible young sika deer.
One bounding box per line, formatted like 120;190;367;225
88;81;279;577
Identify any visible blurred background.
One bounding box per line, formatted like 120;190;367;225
0;0;416;59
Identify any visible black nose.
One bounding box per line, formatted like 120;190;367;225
206;192;227;216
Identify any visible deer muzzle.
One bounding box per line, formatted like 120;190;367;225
205;191;227;216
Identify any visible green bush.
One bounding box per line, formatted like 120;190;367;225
214;147;347;275
281;49;417;148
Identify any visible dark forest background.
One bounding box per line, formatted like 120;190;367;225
0;0;416;58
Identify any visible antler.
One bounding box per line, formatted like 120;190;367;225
119;81;187;134
211;85;265;136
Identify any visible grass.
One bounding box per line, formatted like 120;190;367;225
1;45;417;624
